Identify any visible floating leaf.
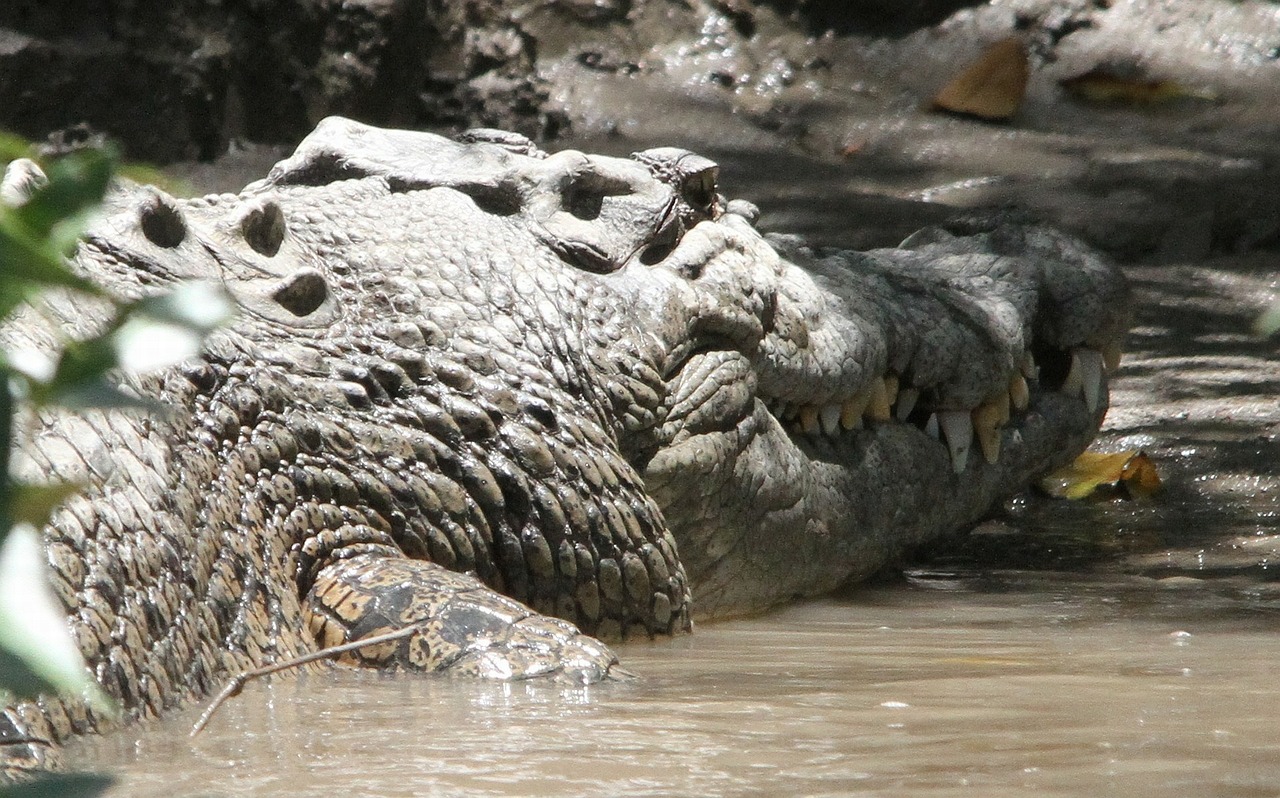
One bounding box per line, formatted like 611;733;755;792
1060;67;1216;105
1040;450;1163;500
930;37;1028;122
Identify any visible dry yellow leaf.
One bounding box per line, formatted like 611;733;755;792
1060;68;1214;105
929;37;1029;122
1039;450;1163;501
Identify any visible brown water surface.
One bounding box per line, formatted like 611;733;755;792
71;581;1280;797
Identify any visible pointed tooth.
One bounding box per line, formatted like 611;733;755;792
994;387;1010;425
924;412;940;440
1078;349;1105;412
937;410;973;474
841;391;868;430
820;404;841;436
1102;340;1123;372
800;405;820;435
883;374;899;407
1009;373;1030;411
1061;350;1083;398
895;387;920;421
865;378;892;422
972;402;1002;465
1020;351;1039;381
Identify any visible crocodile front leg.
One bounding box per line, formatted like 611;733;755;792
305;554;622;682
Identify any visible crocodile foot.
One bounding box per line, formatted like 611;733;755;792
305;554;623;684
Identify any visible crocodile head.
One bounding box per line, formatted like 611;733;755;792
10;118;1128;641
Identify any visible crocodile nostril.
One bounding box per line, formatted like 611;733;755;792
239;199;286;256
140;194;186;248
270;268;328;316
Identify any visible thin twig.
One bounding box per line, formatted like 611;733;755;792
190;625;421;737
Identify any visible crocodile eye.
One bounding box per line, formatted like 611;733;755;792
681;166;718;213
632;147;719;214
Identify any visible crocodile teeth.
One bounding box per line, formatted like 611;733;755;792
1020;351;1039;381
1078;348;1105;412
883;374;899;407
1061;350;1083;398
820;403;841;436
993;387;1011;425
972;401;1003;465
895;387;920;421
841;391;869;430
1102;340;1123;373
866;378;892;422
937;410;973;474
924;413;940;440
1009;373;1030;411
800;405;820;435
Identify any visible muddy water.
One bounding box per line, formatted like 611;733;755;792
72;9;1280;790
69;582;1280;796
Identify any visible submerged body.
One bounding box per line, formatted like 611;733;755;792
0;119;1127;774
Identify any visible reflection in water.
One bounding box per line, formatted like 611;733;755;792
72;581;1280;797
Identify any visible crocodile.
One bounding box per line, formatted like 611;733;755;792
0;118;1128;775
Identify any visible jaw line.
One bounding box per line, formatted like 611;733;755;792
645;379;1103;621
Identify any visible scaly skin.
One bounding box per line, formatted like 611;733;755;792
0;118;1127;775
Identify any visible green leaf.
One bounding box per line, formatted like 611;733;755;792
0;525;112;712
4;482;84;530
0;640;60;701
11;149;114;241
0;276;40;322
130;282;236;333
0;214;99;294
32;336;118;405
44;378;160;413
0;131;33;163
0;772;114;798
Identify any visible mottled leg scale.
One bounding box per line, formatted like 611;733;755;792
305;554;622;683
